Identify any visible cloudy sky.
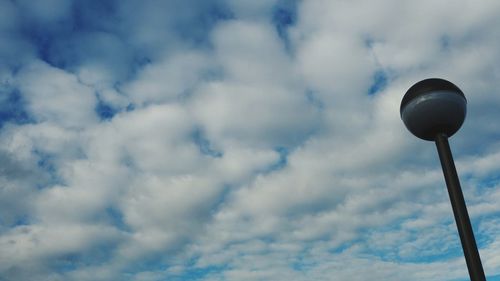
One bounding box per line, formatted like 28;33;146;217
1;0;500;280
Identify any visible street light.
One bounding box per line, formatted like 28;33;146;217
400;78;486;281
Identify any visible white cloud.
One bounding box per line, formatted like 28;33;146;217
15;61;98;128
73;31;135;86
124;51;212;106
191;20;322;148
0;223;122;275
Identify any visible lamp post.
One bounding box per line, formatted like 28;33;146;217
400;78;486;281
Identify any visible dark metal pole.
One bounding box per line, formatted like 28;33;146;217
435;133;486;281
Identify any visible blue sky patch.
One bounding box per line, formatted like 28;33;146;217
305;89;324;109
368;70;388;95
0;89;32;128
191;128;223;158
269;146;289;171
272;0;298;51
95;98;117;121
169;265;226;281
33;149;60;185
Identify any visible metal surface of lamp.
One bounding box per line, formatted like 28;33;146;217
401;78;486;281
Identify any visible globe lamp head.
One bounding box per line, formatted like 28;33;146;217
400;78;467;141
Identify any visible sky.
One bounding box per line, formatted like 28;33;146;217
0;0;500;280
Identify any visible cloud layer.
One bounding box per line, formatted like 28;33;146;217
1;0;500;280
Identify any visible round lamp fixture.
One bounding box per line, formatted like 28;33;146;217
400;78;467;141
